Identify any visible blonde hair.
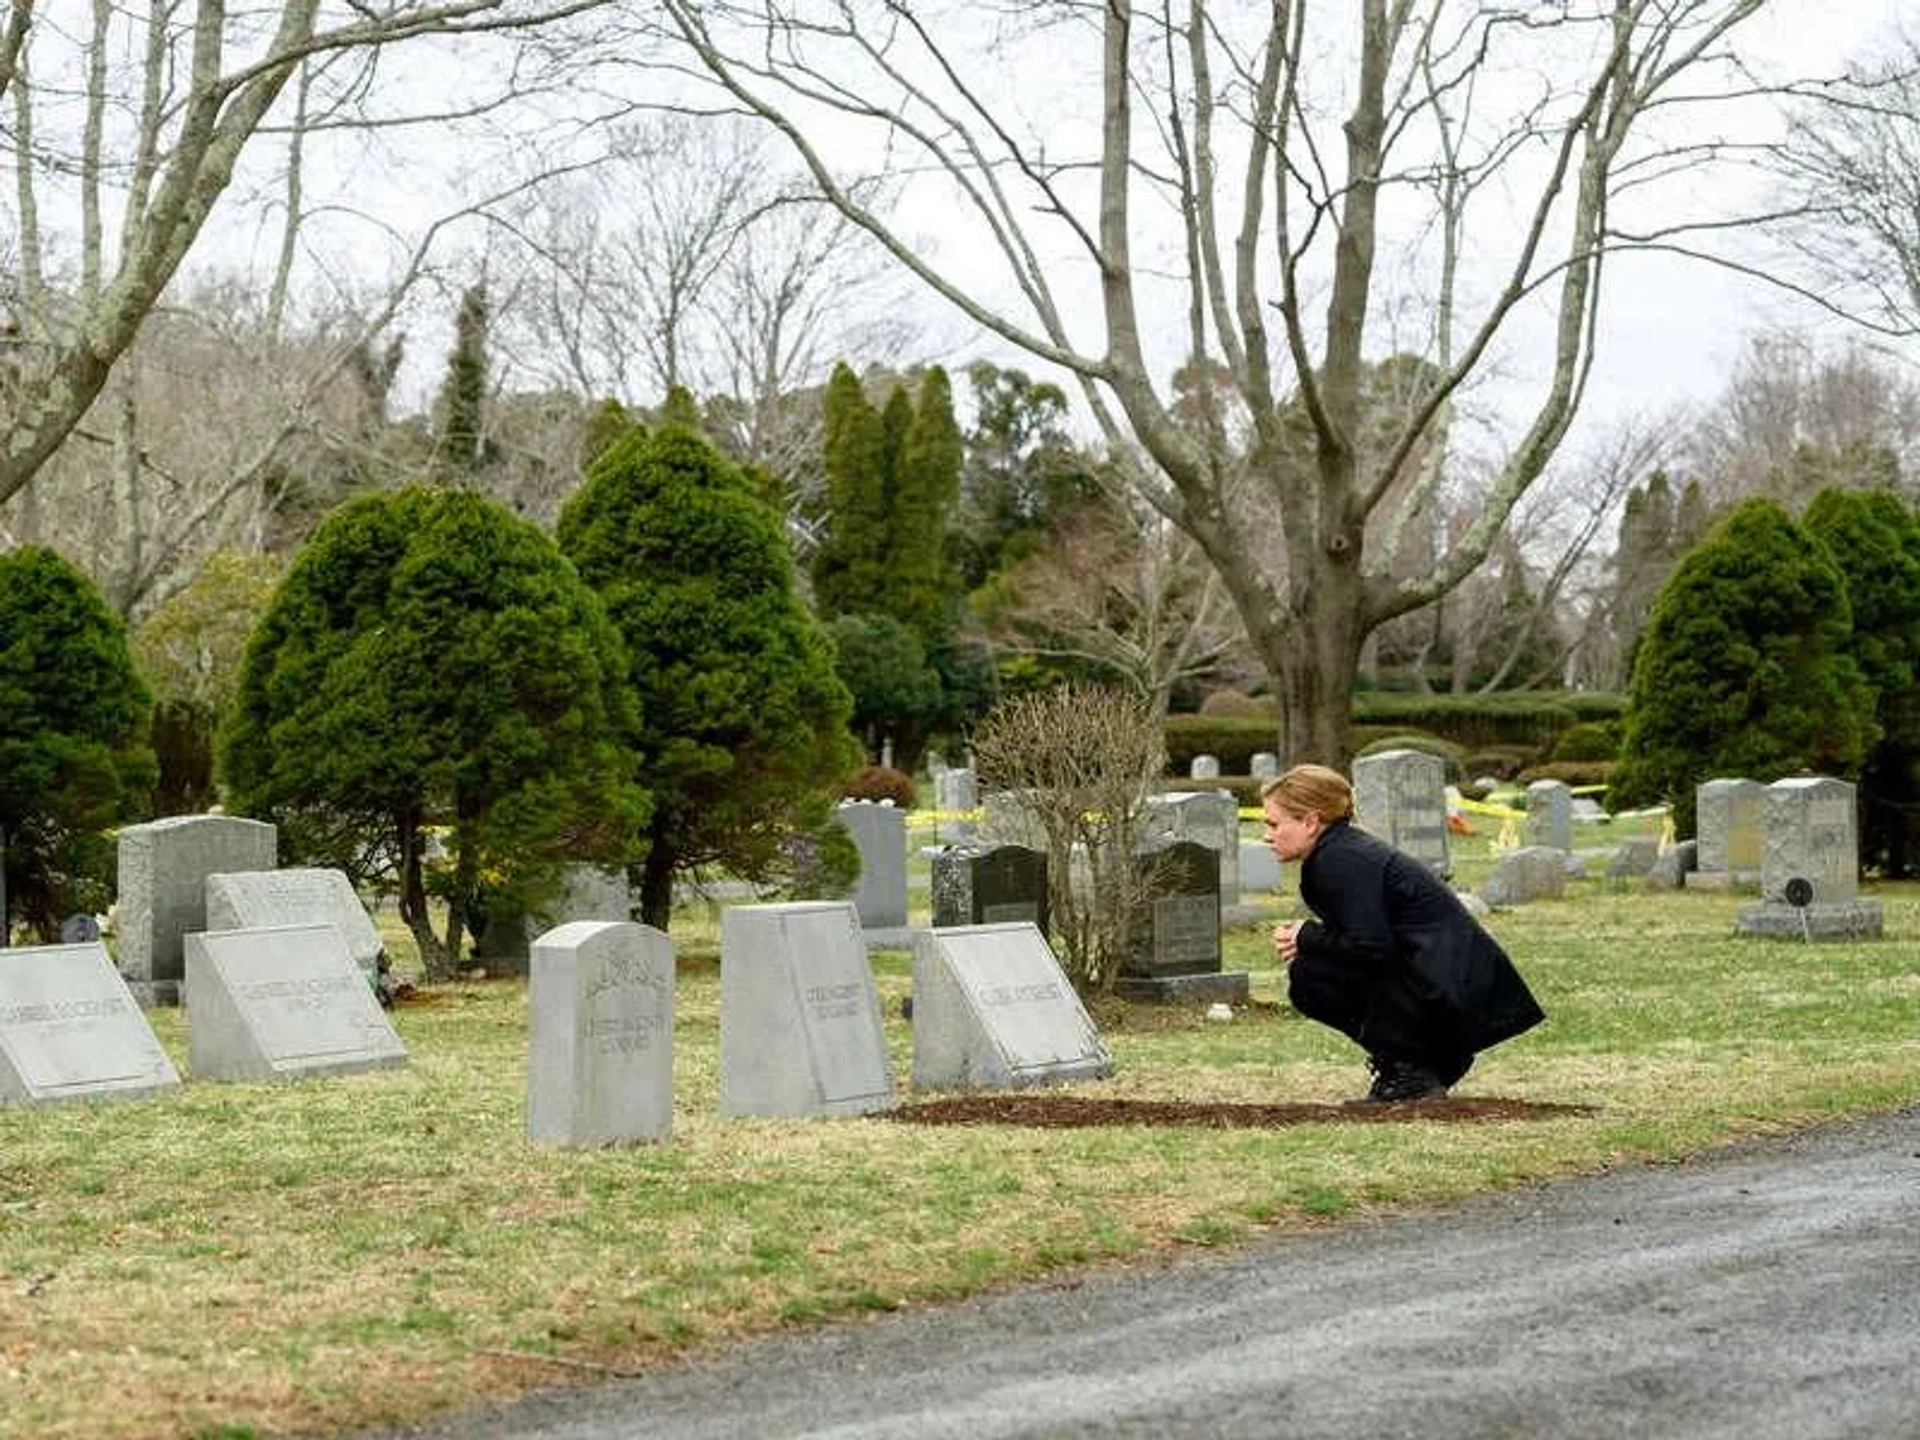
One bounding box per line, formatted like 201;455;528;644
1259;763;1354;823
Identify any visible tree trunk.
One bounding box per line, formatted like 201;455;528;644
397;812;452;982
636;820;676;932
1273;536;1368;770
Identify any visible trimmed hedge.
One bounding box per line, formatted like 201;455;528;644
1162;693;1622;775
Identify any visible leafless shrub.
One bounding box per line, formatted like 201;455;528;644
968;685;1164;992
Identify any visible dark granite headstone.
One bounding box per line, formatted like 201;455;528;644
930;844;1049;934
1119;839;1247;1002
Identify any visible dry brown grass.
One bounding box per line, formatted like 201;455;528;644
1;875;1917;1438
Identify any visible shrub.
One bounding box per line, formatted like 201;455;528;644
841;765;918;809
1518;760;1614;790
1551;721;1620;763
1197;689;1276;719
1461;747;1539;781
1611;497;1872;836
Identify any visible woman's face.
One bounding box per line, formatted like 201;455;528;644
1262;795;1322;863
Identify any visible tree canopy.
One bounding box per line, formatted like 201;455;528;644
0;546;156;938
557;414;859;929
222;484;647;976
1611;497;1874;836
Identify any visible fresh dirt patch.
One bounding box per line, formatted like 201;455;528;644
890;1094;1595;1128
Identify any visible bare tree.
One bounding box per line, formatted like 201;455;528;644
981;483;1249;719
650;0;1837;763
968;684;1165;994
1774;27;1920;338
1681;331;1920;511
0;0;618;512
487;115;918;518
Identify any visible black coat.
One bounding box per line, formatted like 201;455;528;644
1295;819;1544;1056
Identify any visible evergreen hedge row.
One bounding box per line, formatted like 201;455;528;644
1161;692;1623;775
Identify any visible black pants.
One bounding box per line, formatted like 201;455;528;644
1288;951;1471;1082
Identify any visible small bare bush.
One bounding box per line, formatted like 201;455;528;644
968;685;1165;992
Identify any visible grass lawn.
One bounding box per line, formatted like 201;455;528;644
2;818;1916;1439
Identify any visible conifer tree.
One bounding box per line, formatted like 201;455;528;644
1803;486;1920;875
0;547;156;939
1611;497;1873;836
558;409;858;929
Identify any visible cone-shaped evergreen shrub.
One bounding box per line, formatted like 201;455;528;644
1611;497;1873;836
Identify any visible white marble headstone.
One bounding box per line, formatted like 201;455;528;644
911;923;1112;1091
527;920;675;1146
204;868;383;979
185;923;406;1081
0;943;180;1104
718;901;896;1117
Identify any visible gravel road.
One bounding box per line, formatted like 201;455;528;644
368;1103;1920;1440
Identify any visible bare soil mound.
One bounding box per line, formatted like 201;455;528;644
890;1094;1593;1128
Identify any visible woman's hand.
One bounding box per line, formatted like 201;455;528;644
1274;920;1302;966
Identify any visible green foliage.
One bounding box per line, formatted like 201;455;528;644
827;612;943;763
433;284;492;477
1611;497;1874;835
0;547;156;938
1516;760;1614;789
222;486;647;974
953;361;1093;589
1802;485;1920;875
558;423;859;928
813;363;892;618
1551;720;1622;763
1197;689;1278;719
132;551;283;812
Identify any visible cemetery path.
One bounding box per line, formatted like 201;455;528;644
366;1103;1920;1440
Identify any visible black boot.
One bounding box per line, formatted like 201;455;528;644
1349;1056;1449;1105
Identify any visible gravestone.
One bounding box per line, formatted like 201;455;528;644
1645;838;1698;891
930;844;1048;934
117;814;278;1006
527;920;674;1146
1141;790;1242;906
184;923;407;1082
836;801;910;935
1607;836;1661;882
1189;754;1221;780
58;913;100;944
1736;776;1883;939
911;923;1113;1091
1686;778;1766;891
1352;749;1451;877
1525;779;1573;852
1119;839;1247;1002
205;868;383;982
474;865;634;974
0;943;181;1104
933;767;979;843
718;901;897;1117
1250;752;1280;781
979;789;1047;850
1239;838;1281;897
1478;845;1566;907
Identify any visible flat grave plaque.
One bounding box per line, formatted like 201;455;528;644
0;943;180;1104
186;923;406;1081
912;923;1112;1091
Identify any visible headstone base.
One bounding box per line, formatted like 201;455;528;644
1734;900;1883;940
1114;969;1250;1004
1684;870;1759;892
124;979;181;1008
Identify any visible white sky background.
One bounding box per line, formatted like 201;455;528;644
34;1;1908;478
